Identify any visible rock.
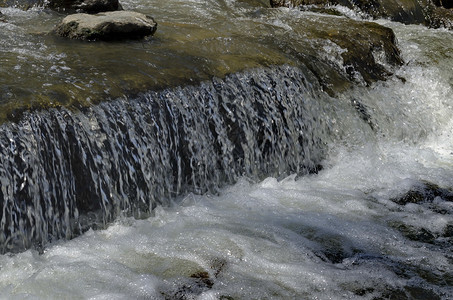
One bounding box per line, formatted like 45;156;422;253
433;0;453;9
55;11;157;41
270;0;453;29
428;5;453;29
0;0;43;10
47;0;122;14
1;0;121;13
238;0;271;7
271;0;426;24
392;181;453;205
290;16;403;92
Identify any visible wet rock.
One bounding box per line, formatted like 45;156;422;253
238;0;271;7
394;223;437;244
270;0;453;29
433;0;453;9
0;0;121;12
300;18;402;86
160;258;227;300
428;5;453;29
0;0;43;9
261;14;402;95
351;98;375;130
405;286;442;300
47;0;122;14
55;11;157;41
392;181;453;205
444;223;453;238
271;0;426;24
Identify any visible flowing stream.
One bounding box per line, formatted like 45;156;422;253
0;0;453;299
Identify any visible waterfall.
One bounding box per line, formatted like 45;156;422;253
0;65;330;253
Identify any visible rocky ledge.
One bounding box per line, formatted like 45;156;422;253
271;0;453;30
55;10;157;41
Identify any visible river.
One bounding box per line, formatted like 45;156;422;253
0;0;452;299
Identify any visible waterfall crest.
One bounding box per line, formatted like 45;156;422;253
0;65;330;252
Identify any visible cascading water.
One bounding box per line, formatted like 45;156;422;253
0;0;452;299
0;65;329;253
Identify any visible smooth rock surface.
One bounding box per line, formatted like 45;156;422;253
55;10;157;40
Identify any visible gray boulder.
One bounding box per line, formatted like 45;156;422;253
55;11;157;41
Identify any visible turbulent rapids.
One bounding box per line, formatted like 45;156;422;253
0;65;328;252
0;0;453;299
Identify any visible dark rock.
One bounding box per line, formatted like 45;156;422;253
405;286;442;300
47;0;122;14
351;98;375;130
309;19;402;84
392;182;453;205
161;258;227;300
267;14;402;94
443;223;453;238
433;0;453;9
0;0;121;12
55;11;157;41
0;0;43;10
428;5;453;29
270;0;453;29
238;0;271;7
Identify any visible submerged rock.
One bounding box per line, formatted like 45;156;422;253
47;0;122;14
392;181;453;205
55;11;157;41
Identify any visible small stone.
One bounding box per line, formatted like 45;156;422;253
55;11;157;41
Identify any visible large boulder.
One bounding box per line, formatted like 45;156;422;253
55;11;157;41
47;0;122;14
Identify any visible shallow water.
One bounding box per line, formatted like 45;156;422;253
0;1;453;299
0;0;398;122
0;1;293;121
